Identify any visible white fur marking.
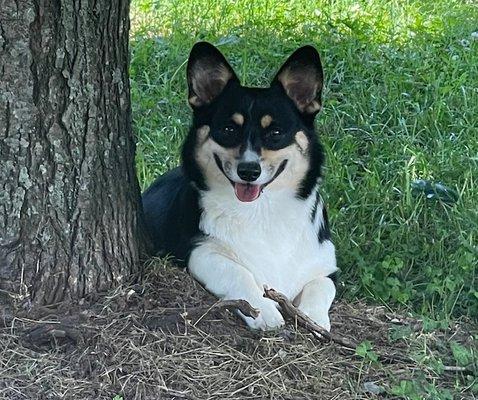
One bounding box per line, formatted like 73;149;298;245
189;240;285;330
242;148;260;163
189;183;337;330
297;275;336;331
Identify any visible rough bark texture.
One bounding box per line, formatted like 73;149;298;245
0;0;144;307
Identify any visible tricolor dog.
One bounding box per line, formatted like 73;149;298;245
142;42;337;331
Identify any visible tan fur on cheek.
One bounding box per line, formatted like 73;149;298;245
261;142;309;190
295;131;309;153
196;125;210;144
261;146;291;164
195;126;217;172
195;132;240;184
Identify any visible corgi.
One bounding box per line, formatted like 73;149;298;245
142;42;337;331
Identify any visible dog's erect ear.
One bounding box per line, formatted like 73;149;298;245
272;46;324;114
187;42;239;108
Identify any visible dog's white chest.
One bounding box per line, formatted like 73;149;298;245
197;188;336;298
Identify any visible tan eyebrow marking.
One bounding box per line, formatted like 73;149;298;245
231;112;244;126
260;114;273;128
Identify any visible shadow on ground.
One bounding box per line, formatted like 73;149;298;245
1;261;475;399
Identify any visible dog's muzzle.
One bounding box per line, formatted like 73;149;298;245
213;154;288;202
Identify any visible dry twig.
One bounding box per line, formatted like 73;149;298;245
264;288;420;366
185;299;259;325
264;288;357;349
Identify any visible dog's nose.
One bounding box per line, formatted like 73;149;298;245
237;162;261;182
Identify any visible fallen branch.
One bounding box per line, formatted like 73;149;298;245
264;288;357;349
186;299;259;326
264;288;421;365
143;300;259;330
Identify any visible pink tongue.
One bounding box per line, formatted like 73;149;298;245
234;183;261;202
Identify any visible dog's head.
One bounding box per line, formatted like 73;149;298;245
182;42;325;202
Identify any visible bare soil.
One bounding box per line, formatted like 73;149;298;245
1;260;475;399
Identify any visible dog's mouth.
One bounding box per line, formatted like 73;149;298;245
213;154;288;202
233;183;262;202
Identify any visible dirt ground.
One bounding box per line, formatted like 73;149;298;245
1;260;476;399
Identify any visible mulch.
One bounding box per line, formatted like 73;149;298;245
0;259;475;399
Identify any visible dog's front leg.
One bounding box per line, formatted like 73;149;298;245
188;242;284;330
296;276;336;331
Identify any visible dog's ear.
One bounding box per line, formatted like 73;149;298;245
187;42;239;108
272;46;324;115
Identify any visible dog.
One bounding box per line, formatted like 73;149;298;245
142;42;337;331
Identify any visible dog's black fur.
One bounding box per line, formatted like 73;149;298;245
142;42;329;263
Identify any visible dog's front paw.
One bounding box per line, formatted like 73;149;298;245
243;298;285;331
301;308;331;332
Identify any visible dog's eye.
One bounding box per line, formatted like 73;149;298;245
224;126;236;135
267;129;282;137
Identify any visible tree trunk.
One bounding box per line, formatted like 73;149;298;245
0;0;144;308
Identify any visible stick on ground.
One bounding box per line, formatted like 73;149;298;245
264;287;357;349
186;299;260;326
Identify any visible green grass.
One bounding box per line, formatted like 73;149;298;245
129;0;478;321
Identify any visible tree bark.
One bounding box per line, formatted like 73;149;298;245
0;0;144;308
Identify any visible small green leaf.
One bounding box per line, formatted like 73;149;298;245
450;341;473;367
390;325;413;342
355;341;379;362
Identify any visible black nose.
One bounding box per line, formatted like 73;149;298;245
237;162;261;182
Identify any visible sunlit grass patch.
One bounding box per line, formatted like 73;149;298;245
130;0;478;321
